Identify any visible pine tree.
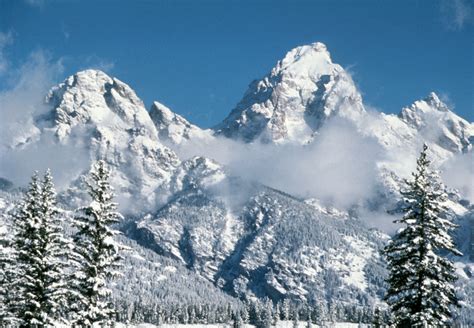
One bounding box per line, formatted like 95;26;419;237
292;307;299;328
313;300;327;325
38;169;71;322
189;306;196;324
241;303;249;324
383;144;462;327
282;298;290;321
9;170;70;326
10;172;41;326
273;302;281;325
259;298;273;328
306;308;312;328
182;304;189;323
0;217;16;325
249;300;261;325
71;160;123;326
372;307;384;328
233;310;243;328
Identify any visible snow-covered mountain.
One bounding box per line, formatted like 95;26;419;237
129;158;386;304
361;92;474;211
210;43;472;162
359;92;474;166
398;92;473;154
0;41;473;317
212;43;474;209
144;42;473;309
214;42;365;144
12;69;180;212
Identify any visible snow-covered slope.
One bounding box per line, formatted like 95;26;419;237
214;42;365;144
129;159;387;305
18;69;180;212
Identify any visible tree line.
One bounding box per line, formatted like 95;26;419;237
113;298;391;327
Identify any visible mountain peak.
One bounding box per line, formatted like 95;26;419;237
65;69;113;91
426;91;440;102
45;69;153;140
215;42;364;143
274;42;336;79
399;92;452;127
423;92;449;112
150;101;211;145
398;92;474;154
75;68;111;78
310;41;328;51
281;42;329;62
40;70;181;211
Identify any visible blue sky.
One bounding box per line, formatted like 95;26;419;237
0;0;472;126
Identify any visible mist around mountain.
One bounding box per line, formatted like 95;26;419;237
0;42;473;325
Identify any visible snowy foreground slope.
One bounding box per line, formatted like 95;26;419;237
0;42;473;323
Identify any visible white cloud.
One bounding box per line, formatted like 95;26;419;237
357;208;401;236
0;51;91;188
438;92;455;110
442;151;474;202
440;0;474;30
173;117;385;210
0;51;61;149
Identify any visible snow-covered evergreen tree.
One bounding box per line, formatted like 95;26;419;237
259;298;273;328
372;307;384;328
282;298;290;321
9;172;41;324
306;305;312;328
71;160;123;326
241;302;249;324
9;170;70;326
273;302;280;325
313;300;327;325
292;308;299;328
233;310;243;328
383;144;462;327
189;306;196;324
0;216;16;325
